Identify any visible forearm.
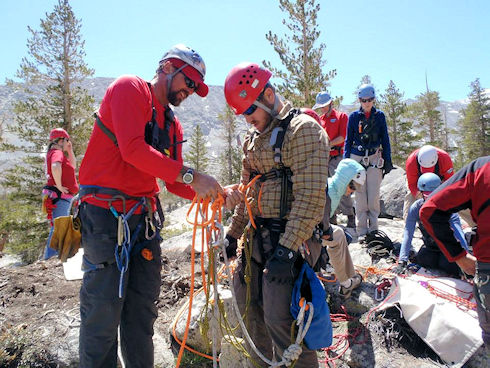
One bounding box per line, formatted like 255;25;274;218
330;136;345;147
51;164;63;189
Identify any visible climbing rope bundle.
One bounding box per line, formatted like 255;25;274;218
361;230;398;261
174;185;317;368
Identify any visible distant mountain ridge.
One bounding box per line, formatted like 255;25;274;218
0;77;482;170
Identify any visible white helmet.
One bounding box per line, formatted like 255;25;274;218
353;168;366;186
417;145;438;168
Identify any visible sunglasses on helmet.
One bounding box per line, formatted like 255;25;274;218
179;71;197;91
360;97;374;103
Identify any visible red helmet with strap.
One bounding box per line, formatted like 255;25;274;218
224;62;272;115
49;128;70;141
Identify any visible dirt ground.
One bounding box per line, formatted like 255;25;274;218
0;215;488;367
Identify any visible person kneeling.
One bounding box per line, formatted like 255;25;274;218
394;173;469;276
321;159;366;298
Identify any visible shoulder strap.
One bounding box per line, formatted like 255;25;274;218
94;112;118;147
271;108;301;166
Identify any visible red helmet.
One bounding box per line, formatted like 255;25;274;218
224;62;272;115
49;128;70;141
300;108;322;125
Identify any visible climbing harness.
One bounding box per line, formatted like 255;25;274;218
79;185;162;298
250;108;301;219
94;82;186;160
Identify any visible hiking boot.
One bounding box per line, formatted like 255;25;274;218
339;273;363;299
329;215;337;225
347;215;356;229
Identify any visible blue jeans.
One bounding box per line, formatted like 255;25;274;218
44;198;72;259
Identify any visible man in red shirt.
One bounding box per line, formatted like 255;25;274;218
420;156;490;347
403;145;454;219
77;44;226;367
313;92;355;229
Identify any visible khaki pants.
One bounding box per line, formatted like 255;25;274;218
321;225;356;283
328;155;354;217
233;226;319;368
351;154;383;236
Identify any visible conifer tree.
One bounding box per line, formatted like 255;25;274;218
407;82;444;147
378;80;416;166
0;0;94;262
458;78;490;162
217;106;242;185
184;124;209;173
263;0;336;107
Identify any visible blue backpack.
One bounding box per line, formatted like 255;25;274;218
290;262;332;349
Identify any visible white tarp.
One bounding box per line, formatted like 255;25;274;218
379;270;483;368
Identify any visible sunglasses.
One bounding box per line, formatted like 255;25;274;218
243;104;258;116
179;71;197;91
360;97;374;103
348;181;357;191
243;88;268;116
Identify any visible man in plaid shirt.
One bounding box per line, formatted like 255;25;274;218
223;62;329;368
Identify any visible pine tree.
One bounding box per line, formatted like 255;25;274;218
378;80;416;166
458;78;490;162
184;125;209;173
263;0;336;107
0;0;94;262
217;106;242;185
407;78;444;147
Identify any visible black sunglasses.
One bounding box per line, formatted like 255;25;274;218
243;104;258;116
243;88;267;116
360;97;374;103
179;71;197;91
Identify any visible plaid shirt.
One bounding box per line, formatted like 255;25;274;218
228;102;330;251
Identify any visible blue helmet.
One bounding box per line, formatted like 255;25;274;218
417;173;441;192
312;91;333;109
358;84;375;99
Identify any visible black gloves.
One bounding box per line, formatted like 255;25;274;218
383;161;394;176
264;245;299;285
322;225;333;240
393;260;408;275
224;234;238;260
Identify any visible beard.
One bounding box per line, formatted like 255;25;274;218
167;89;188;107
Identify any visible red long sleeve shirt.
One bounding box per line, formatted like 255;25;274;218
319;109;348;156
405;147;454;197
420;156;490;262
79;75;194;211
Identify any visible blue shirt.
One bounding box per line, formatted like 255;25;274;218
399;198;469;262
343;107;392;165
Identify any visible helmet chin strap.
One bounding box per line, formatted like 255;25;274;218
166;64;187;95
253;92;280;119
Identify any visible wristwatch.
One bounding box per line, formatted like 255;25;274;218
182;168;194;185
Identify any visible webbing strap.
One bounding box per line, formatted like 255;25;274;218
94;113;118;146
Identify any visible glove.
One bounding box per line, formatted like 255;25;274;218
393;260;408;275
383;161;394;176
264;245;299;285
224;234;238;260
322;225;333;240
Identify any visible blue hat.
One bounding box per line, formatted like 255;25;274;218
312;91;333;109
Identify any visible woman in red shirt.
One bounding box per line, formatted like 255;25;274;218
42;128;78;259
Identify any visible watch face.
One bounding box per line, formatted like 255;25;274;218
183;170;194;184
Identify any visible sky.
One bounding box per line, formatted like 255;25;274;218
0;0;489;102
